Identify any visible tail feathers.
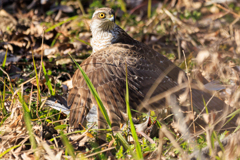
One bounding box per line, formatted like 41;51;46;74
68;87;90;128
191;89;237;132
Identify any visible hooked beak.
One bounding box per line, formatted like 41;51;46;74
107;14;114;22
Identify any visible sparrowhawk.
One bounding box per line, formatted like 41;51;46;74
67;7;236;133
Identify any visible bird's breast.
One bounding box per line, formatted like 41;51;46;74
91;31;116;53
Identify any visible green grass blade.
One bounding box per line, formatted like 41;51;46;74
1;79;7;114
2;48;8;68
60;130;75;159
0;114;9;127
116;132;138;159
77;0;85;15
125;64;143;160
202;96;208;114
42;61;55;96
148;0;152;18
0;48;8;76
116;132;130;150
227;109;240;118
210;133;215;150
117;0;127;12
17;92;37;151
75;38;91;46
45;15;78;33
32;53;41;102
68;53;111;128
223;109;240;130
233;124;240;133
0;145;21;158
51;33;60;47
213;131;225;152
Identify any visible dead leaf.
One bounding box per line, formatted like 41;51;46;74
50;5;74;13
0;9;17;33
196;50;210;64
86;132;94;138
21;153;35;160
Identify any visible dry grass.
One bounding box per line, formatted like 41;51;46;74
1;0;240;159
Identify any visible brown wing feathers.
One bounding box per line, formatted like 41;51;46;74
68;44;177;128
68;41;237;132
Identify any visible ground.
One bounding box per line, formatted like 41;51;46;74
1;0;240;159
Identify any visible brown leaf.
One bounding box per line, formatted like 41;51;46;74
21;153;35;160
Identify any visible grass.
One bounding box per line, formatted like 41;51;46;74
1;79;7;115
44;15;79;33
125;64;143;159
42;61;55;96
1;1;240;159
32;52;41;103
17;92;37;155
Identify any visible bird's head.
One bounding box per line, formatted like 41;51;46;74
90;8;116;32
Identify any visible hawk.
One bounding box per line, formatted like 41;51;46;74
67;8;236;132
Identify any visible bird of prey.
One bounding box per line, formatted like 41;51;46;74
67;7;236;133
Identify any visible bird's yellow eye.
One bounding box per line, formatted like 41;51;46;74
98;13;106;19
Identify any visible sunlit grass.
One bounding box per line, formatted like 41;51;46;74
1;1;240;159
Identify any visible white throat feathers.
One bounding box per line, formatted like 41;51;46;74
90;23;120;53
